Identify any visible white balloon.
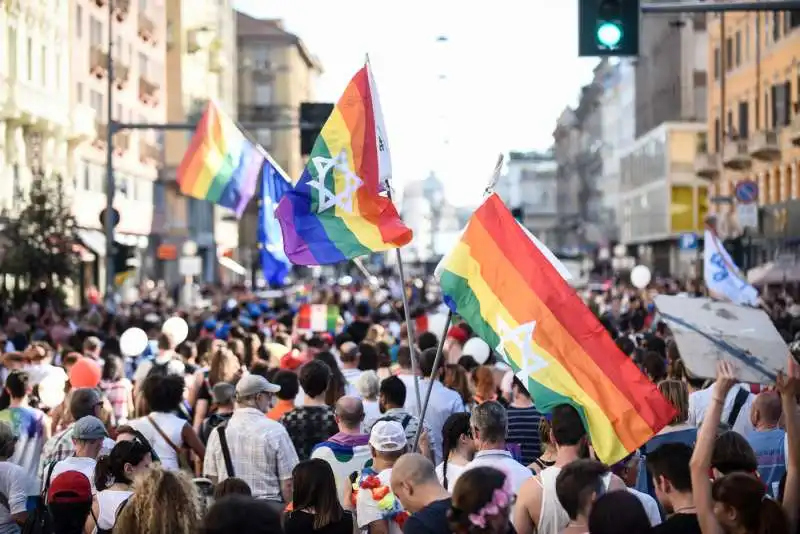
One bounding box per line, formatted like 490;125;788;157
120;327;149;357
462;337;491;364
162;316;189;345
630;265;652;289
426;313;449;340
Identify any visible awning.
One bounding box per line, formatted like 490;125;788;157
77;229;106;256
218;255;247;276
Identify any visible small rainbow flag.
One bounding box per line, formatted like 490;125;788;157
276;62;412;265
436;194;676;464
177;101;263;217
297;304;339;332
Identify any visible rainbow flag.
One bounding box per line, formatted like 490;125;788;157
297;304;339;332
177;101;263;217
436;194;676;464
276;63;412;265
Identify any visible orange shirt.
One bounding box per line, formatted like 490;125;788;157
267;399;295;421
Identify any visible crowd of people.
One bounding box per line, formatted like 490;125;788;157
0;277;797;534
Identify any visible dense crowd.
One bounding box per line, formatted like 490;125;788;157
0;278;797;534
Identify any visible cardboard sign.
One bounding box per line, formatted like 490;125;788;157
655;295;787;384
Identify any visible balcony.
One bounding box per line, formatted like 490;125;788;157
138;76;160;106
89;46;108;79
113;131;130;155
722;139;752;171
139;140;160;166
238;104;287;123
92;121;108;149
138;13;155;43
694;150;720;180
748;130;781;162
113;0;130;21
67;104;97;143
788;114;800;147
113;58;130;89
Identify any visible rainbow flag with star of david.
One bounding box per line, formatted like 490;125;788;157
435;193;676;464
275;61;412;265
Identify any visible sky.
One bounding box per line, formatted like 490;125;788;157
235;1;598;206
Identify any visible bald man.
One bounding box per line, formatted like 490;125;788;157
391;453;451;533
747;390;786;497
335;396;366;435
339;342;362;387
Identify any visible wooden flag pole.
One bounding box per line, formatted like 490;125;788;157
412;309;454;452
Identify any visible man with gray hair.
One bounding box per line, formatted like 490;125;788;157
449;400;532;493
204;375;298;504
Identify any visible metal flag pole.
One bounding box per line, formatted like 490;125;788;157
412;309;454;452
412;154;505;448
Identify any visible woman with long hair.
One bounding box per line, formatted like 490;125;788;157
113;466;199;534
529;418;557;474
192;347;242;433
284;458;354;534
471;366;497;405
437;413;474;491
448;466;515;534
86;439;153;534
314;351;348;406
444;364;472;410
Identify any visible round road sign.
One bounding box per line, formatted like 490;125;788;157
734;180;759;204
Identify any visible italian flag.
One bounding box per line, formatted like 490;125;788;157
297;304;339;332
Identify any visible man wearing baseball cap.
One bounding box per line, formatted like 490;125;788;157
356;421;409;534
47;471;93;533
45;416;108;495
203;375;298;506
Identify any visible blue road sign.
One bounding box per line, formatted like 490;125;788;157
734;180;759;204
679;233;698;250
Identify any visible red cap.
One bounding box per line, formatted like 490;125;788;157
48;471;92;504
446;326;469;345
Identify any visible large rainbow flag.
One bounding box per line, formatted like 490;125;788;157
436;194;676;464
177;101;263;217
275;63;412;265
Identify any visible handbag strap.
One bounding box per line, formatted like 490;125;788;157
147;415;181;454
217;424;235;478
727;388;749;428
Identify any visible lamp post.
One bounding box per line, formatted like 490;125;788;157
104;0;116;304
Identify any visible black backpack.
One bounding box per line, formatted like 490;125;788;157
146;359;171;380
21;462;57;534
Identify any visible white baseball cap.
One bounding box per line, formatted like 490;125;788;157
369;420;407;452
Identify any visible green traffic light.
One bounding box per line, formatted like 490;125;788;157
597;21;622;48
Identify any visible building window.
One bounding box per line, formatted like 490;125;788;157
773;11;781;41
76;4;83;37
726;109;734;138
713;47;720;79
738;100;749;139
90;17;102;47
115;104;122;121
26;38;32;80
255;83;272;104
40;45;46;85
55;52;61;89
77;82;84;103
725;37;733;71
734;31;741;67
138;52;148;78
139;0;147;12
90;90;104;119
745;20;750;62
7;27;15;78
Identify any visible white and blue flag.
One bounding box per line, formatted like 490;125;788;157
703;229;758;307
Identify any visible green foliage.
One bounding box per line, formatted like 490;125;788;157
0;173;80;296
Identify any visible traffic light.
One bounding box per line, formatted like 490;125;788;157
112;243;136;277
300;103;335;156
579;0;640;57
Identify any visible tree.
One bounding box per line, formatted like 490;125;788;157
0;173;80;304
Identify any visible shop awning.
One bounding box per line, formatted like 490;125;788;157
218;255;247;276
77;229;106;256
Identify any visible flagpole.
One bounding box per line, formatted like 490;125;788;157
412;309;453;452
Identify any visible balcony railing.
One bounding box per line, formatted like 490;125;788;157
138;76;160;106
722;139;752;171
694;149;720;180
139;140;160;165
114;0;130;21
89;46;108;78
113;58;130;89
748;130;781;162
138;13;155;42
237;104;289;123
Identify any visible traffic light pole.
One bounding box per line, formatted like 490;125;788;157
641;1;800;12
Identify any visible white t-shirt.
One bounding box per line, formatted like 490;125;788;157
688;384;754;436
0;462;32;534
362;400;382;431
451;450;533;495
49;456;98;495
342;368;363;389
130;412;186;471
356;468;404;534
628;488;661;527
95;489;134;532
435;461;466;492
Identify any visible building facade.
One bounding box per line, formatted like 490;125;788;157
0;1;73;220
698;12;800;261
236;14;321;278
162;0;239;285
66;0;166;290
503;151;558;245
620;122;709;276
635;12;708;138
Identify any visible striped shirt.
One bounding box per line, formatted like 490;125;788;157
506;405;543;466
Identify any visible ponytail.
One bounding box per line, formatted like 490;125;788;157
94;455;113;490
757;497;789;534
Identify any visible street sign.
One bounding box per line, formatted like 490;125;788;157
736;202;759;229
678;233;698;250
99;207;120;229
179;256;202;276
734;180;759;204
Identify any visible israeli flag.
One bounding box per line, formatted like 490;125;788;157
258;158;293;287
703;229;759;307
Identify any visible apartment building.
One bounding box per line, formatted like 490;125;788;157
69;0;166;287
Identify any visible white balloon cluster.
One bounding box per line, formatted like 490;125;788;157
119;327;148;357
630;265;652;289
162;316;189;345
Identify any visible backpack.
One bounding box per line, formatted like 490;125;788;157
146;359;171;380
21;462;57;534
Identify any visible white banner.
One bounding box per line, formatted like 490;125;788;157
703;229;758;306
